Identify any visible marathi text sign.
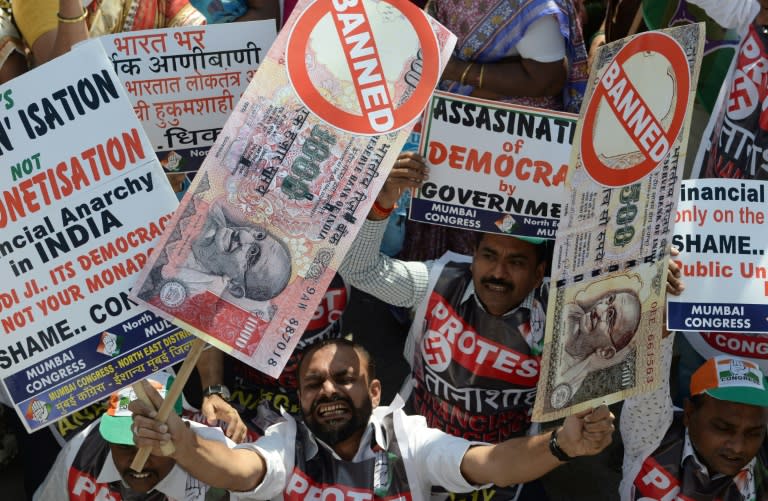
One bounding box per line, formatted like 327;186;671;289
668;179;768;333
131;0;456;378
0;43;187;432
533;25;704;422
93;21;277;175
411;91;575;239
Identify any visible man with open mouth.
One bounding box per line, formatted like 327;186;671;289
130;338;615;501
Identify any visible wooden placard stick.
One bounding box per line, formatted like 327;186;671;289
130;337;206;472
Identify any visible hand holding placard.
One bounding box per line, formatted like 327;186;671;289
130;338;206;472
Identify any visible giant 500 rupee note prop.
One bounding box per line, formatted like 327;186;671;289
131;0;455;378
533;24;704;421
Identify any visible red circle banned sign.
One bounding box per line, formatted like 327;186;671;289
581;32;691;187
286;0;440;136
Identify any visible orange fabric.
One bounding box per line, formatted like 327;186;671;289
129;0;203;30
689;358;718;396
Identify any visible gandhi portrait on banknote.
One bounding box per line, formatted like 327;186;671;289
138;200;292;319
188;202;292;303
549;282;642;409
563;288;641;362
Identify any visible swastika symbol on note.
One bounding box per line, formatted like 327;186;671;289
422;331;451;372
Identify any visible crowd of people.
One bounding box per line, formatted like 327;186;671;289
0;0;767;500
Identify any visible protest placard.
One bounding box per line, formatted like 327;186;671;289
131;0;456;379
0;42;189;433
685;331;768;375
533;25;704;422
667;179;768;333
90;21;277;179
410;91;575;239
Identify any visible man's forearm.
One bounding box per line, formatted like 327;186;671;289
460;407;614;487
338;219;429;308
460;432;564;487
173;431;267;492
197;346;224;388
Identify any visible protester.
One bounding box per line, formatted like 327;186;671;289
587;0;644;69
35;372;234;500
194;273;350;441
621;338;768;500
690;0;768;180
131;338;615;499
433;0;587;111
13;0;205;67
338;152;553;499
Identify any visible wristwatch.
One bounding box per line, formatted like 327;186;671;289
549;428;573;462
202;384;231;401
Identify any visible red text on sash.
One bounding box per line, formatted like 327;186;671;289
68;469;120;501
424;293;539;386
634;457;695;501
285;468;411;501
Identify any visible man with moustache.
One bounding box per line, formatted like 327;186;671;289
194;272;351;443
34;372;233;501
186;202;292;304
337;153;549;499
562;289;642;363
549;288;643;411
130;338;616;500
136;200;292;329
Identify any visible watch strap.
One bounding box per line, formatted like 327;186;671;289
549;428;573;462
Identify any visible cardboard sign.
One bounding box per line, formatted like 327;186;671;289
93;21;277;175
0;43;186;432
131;0;456;378
581;32;691;187
286;0;440;135
411;91;575;239
668;179;768;333
534;25;704;422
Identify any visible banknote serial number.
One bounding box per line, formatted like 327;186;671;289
268;317;300;366
281;125;337;201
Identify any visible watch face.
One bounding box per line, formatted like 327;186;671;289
206;385;231;400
